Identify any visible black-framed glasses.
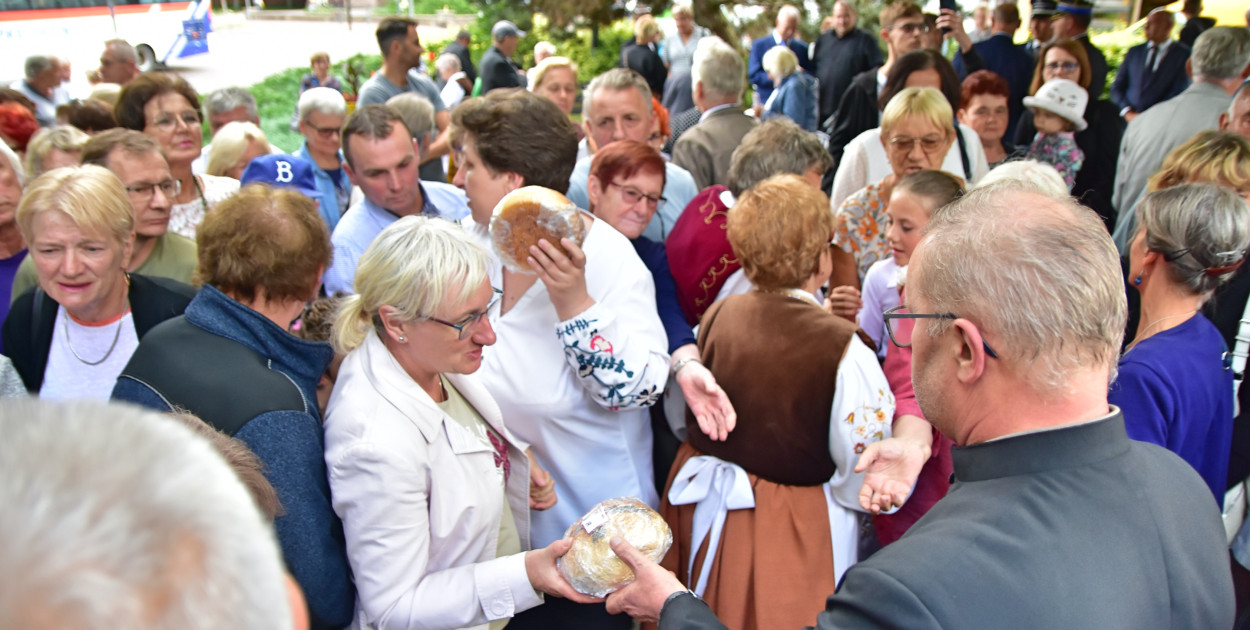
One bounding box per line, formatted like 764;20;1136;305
428;288;502;340
883;305;999;358
304;120;342;139
125;179;181;201
609;181;666;209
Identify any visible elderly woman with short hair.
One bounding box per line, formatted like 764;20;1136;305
3;165;194;397
204;121;270;180
658;173;903;630
296;86;351;230
324;216;593;630
761;45;818;132
958;70;1021;168
23;125;89;178
832;87;956;285
111;184;355;629
1111;183;1250;507
114;72;240;239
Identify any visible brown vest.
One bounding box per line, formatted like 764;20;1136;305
688;291;858;486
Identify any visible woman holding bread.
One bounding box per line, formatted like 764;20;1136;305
451;90;670;630
323;215;593;630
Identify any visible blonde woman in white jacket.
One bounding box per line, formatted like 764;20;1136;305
324;216;596;630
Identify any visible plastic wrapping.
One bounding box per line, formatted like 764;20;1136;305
489;186;587;273
556;496;673;597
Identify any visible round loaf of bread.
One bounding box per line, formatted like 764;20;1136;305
556;497;673;597
489;186;587;273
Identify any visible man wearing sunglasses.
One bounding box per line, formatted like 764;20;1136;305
601;183;1234;629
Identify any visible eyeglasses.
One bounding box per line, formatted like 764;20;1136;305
304;120;342;140
125;179;181;201
609;182;666;209
882;305;999;358
1044;61;1080;73
428;288;502;340
887;134;946;154
146;110;201;132
891;21;930;34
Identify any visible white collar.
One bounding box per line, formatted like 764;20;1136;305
699;103;736;122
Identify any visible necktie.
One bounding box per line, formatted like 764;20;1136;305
1144;44;1157;77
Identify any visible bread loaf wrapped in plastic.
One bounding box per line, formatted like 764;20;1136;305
490;186;587;273
556;497;673;597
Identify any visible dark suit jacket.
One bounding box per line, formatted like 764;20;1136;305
442;40;476;83
662;70;695;118
1110;40;1191;115
1076;34;1109;98
748;33;812;103
812;27;882;125
954;33;1035;139
2;274;196;392
623;42;668;97
659;413;1234;630
1015;97;1123;228
1179;16;1215;48
479;45;523;94
671;107;758;190
822;68;879;192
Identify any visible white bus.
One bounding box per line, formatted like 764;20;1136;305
0;0;211;84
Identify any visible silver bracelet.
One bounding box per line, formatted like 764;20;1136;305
671;357;701;375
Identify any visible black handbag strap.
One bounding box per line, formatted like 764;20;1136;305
955;125;971;181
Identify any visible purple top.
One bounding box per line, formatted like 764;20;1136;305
0;249;27;354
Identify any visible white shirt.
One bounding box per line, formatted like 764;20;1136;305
169;174;241;239
40;307;138;401
465;215;671;546
829;123;990;211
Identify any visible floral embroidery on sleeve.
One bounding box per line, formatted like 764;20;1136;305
556;306;666;410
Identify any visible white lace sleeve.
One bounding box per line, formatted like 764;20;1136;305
827;334;896;512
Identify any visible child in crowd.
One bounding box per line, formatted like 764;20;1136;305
1023;78;1087;190
293;293;345;417
856;170;966;358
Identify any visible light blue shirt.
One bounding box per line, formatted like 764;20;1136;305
323;181;469;294
297;142;349;232
565;157;699;243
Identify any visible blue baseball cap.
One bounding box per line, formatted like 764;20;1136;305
240;154;322;201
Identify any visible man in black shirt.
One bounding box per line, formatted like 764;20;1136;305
812;0;883;130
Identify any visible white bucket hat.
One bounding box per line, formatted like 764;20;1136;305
1022;78;1088;132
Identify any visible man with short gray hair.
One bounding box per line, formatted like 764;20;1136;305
565;68;699;242
98;38;141;85
747;5;812;105
603;181;1235;629
1111;26;1250;251
11;55;66;127
192;86;279;175
671;37;756;190
0;398;298;630
812;1;881;128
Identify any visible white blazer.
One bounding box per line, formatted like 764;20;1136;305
324;331;543;630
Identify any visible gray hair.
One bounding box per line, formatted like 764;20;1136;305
435;52;462;74
202;86;258;121
915;180;1126;394
386;92;436;147
0;399;292;630
24;55;54;79
105;38;138;64
975;159;1069;199
673;3;693;18
298;86;347;120
1191;26;1250;80
778;4;801;22
762;45;799;79
833;0;857;16
691;36;744;102
726;118;832;196
0;142;24;188
534;41;558;59
584;68;652;120
333;215;489;353
1136;183;1250;296
24;125;90;179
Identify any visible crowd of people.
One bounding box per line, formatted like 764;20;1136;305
3;2;1250;629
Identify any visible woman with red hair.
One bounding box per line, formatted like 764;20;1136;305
958;70;1023;168
587;140;735;485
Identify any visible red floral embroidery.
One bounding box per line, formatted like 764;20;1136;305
488;431;511;484
590;335;614;355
